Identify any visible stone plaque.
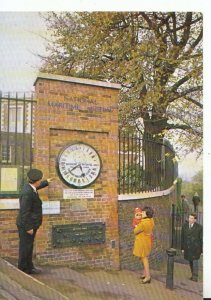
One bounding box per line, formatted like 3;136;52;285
63;189;94;199
0;199;19;210
52;222;105;247
42;201;60;215
0;168;18;192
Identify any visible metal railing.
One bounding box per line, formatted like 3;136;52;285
0;92;36;197
0;92;177;197
118;131;177;194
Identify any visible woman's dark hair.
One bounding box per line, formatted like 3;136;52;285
142;206;154;218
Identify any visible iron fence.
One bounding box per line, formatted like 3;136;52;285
0;92;36;197
118;131;177;194
0;92;177;197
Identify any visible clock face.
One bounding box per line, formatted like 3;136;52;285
57;142;101;188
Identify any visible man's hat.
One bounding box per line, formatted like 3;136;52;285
27;169;43;182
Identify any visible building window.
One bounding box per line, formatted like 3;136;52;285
1;145;12;163
9;107;23;132
1;101;32;134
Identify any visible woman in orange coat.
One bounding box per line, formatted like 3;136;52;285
133;206;154;284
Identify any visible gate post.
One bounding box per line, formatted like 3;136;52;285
171;204;175;248
166;248;177;289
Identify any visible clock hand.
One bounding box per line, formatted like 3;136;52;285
69;164;80;172
79;165;86;177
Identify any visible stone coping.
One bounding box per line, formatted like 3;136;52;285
34;72;121;89
118;182;176;201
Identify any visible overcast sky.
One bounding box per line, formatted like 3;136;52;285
0;12;48;92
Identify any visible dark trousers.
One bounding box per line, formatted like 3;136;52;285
193;204;199;212
189;260;198;280
17;227;37;273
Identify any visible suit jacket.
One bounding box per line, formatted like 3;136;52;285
181;222;203;260
16;180;48;231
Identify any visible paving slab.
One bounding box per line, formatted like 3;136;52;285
0;258;203;300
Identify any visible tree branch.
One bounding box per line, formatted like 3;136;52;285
169;92;203;108
166;123;192;130
180;86;203;95
165;123;201;135
179;12;192;46
171;13;178;44
191;28;203;49
168;15;202;33
183;96;203;108
164;13;177;45
140;12;154;29
170;75;191;92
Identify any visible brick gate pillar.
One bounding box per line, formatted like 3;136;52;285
33;73;121;269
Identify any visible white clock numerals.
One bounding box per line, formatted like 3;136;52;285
57;143;101;188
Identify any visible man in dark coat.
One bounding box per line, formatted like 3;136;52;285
181;195;190;213
16;169;52;274
192;192;200;212
181;213;203;282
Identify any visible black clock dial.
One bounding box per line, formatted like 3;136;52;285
57;143;101;188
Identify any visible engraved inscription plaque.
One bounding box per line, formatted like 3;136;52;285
52;222;105;247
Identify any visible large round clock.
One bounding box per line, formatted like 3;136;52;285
57;142;101;188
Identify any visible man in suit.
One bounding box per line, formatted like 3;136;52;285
181;213;203;282
16;169;53;274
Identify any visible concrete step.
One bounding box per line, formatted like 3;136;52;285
0;258;68;300
0;271;42;300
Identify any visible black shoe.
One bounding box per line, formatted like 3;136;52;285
18;267;31;274
30;268;42;274
191;278;198;282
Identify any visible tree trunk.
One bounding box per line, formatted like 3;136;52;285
143;119;165;190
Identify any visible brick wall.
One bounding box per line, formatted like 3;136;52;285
0;210;18;258
118;187;177;272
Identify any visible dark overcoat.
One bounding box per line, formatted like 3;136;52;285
192;195;200;206
16;181;48;231
181;222;203;260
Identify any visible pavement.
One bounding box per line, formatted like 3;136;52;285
0;256;203;300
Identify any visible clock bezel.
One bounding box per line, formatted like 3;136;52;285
56;142;102;189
